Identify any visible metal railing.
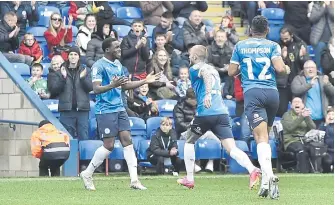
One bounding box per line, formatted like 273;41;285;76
0;119;39;131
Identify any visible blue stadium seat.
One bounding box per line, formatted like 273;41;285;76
27;27;47;43
145;25;155;38
223;140;249;174
231;117;241;140
41;63;50;77
88;118;97;140
109;140;124;159
195;139;222;160
13;63;30;80
132;136;144;153
146;117;175;139
37;6;61;27
137;140;153;168
261;8;285;42
116;7;143;20
40;43;50;62
109;3;122;13
71;26;78;37
61;6;70;18
42;99;60;118
129;117;146;137
307;45;315;61
156;99;177;118
177;140;185;159
79;140;103;160
250;139;278;159
223;99;236;117
114;25;131;38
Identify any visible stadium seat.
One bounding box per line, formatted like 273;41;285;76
137;140;154;169
146;117;175;139
145;25;155;38
79;140;103;160
88;117;97;140
61;6;70;18
109;140;124;159
129;117;146;137
156;99;177;118
261;8;285;42
40;43;50;62
109;3;122;13
231;117;241;140
71;26;79;37
26;27;47;43
250;139;278;159
132;136;144;153
307;45;315;61
116;7;143;20
177;140;185;159
13;63;30;80
42;99;60;118
223;99;236;117
195;139;222;160
113;25;131;38
41;63;50;77
223;140;249;174
37;6;61;27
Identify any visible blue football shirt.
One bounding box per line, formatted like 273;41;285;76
91;57;126;114
230;38;281;93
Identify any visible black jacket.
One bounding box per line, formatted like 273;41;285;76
183;20;209;49
321;47;334;85
47;63;93;112
173;98;196;137
0;20;19;52
172;1;208;19
127;93;158;121
147;128;178;158
121;31;150;75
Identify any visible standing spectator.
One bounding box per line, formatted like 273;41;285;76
283;1;311;44
319;107;334;173
291;60;334;127
147;117;182;175
152;12;185;52
207;30;234;82
75;14;96;56
147;49;177;100
183;10;213;49
309;1;334;70
0;12;33;65
216;15;239;45
281;97;316;173
0;1;39;38
121;20;150;80
31;120;70;177
321;37;334;85
47;55;65;99
175;67;192;98
172;1;208;27
27;63;50;99
277;26;310;117
47;47;93;140
139;2;174;26
18;33;43;64
44;13;73;61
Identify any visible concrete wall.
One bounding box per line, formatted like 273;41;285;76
0;68;44;177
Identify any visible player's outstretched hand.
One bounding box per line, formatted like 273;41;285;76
110;76;128;88
204;94;212;108
145;72;161;83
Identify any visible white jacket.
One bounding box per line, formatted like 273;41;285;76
75;26;93;56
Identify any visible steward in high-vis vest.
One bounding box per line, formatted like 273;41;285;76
31;120;70;176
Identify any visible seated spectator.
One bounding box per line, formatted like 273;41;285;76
321;37;334;85
0;12;33;65
172;1;208;27
121;20;150;80
147;49;177;100
0;1;39;38
69;1;99;28
139;1;174;26
277;26;310;117
291;60;334;127
27;63;50;99
75;14;96;56
18;33;43;64
152;12;185;53
183;10;213;49
216;14;239;45
319;107;334;173
86;20;116;68
47;55;65;99
283;1;311;44
281;97;316;173
309;1;334;70
94;1;131;26
44;13;73;61
31;120;70;177
147;117;181;175
128;83;158;121
47;47;93;140
207;30;234;82
175;67;191;98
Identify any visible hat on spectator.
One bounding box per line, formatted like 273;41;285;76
68;46;80;56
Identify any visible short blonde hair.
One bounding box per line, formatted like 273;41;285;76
160;117;172;125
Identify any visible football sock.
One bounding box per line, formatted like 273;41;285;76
86;146;111;175
257;142;274;185
230;146;256;174
184;143;195;182
124;144;138;183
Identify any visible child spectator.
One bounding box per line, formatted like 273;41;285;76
175;67;191;98
44;13;73;61
128;84;159;121
153;33;173;54
18;33;43;64
216;14;239;44
27;63;50;99
75;14;97;56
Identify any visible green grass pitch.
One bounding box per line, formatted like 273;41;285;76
0;174;332;205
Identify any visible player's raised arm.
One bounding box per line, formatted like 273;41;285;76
92;77;128;94
121;72;161;90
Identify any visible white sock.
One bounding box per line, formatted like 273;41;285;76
257;142;274;182
230;146;256;174
86;146;111;175
205;160;214;171
123;144;138;183
184;143;195;181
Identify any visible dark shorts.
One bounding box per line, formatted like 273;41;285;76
190;114;233;139
96;111;130;138
244;88;279;130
